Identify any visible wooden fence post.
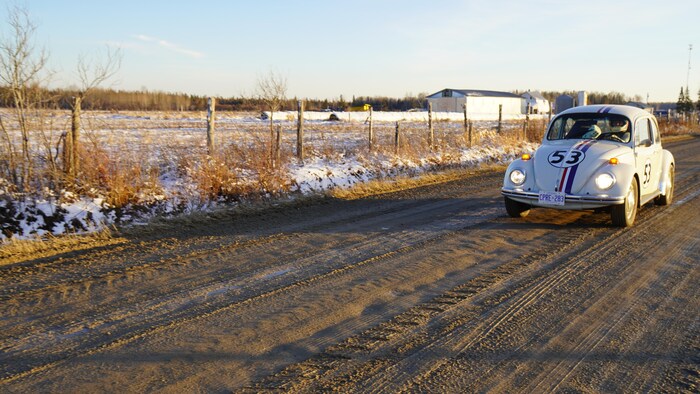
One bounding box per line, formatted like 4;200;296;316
463;103;470;147
368;106;374;152
64;99;75;178
297;100;304;160
469;121;473;147
523;104;530;141
394;121;400;155
269;111;275;166
497;104;503;134
275;125;282;169
207;97;216;155
63;130;72;178
65;96;81;178
464;99;468;121
428;102;434;150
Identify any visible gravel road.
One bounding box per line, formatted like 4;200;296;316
1;136;698;393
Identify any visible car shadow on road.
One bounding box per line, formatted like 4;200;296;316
497;207;615;230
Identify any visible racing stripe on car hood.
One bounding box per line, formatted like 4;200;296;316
557;140;586;192
558;167;569;192
558;139;597;194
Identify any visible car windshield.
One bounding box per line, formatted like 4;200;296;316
546;113;631;143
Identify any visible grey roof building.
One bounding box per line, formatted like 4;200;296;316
427;89;522;99
426;88;525;118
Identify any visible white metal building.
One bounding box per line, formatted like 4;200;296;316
521;91;551;114
426;89;525;120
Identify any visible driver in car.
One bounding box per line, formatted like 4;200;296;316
608;118;630;142
610;118;629;132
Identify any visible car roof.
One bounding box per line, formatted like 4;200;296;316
556;104;652;122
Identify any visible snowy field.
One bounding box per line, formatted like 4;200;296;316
0;110;543;240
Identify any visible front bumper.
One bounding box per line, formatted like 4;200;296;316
502;188;625;210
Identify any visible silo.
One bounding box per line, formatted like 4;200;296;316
577;91;588;106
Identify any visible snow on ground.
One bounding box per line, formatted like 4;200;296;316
0;112;539;241
290;157;372;194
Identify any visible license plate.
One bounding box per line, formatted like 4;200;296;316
538;191;565;206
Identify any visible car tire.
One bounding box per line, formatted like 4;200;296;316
655;165;674;206
611;178;638;227
505;197;530;218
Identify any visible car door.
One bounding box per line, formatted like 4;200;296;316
633;117;662;202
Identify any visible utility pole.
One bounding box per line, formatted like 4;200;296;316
687;44;693;92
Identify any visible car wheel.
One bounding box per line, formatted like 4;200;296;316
505;197;530;218
655;165;674;206
611;178;638;227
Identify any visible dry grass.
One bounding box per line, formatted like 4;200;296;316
526;118;548;141
221;131;292;198
79;131;163;207
0;226;125;266
330;164;507;200
658;117;700;136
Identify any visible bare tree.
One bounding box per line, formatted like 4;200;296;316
0;4;49;191
256;69;287;166
65;47;122;179
76;47;122;97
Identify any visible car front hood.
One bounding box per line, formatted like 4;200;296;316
534;140;628;194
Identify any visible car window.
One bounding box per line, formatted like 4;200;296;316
546;113;631;143
649;118;659;144
635;119;650;146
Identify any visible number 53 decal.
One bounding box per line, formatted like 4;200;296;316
643;159;652;186
548;149;586;168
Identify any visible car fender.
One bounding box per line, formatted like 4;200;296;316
658;149;675;195
596;161;637;199
503;158;535;190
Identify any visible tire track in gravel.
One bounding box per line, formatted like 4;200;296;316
0;205;505;385
245;218;612;392
601;243;698;392
0;177;500;324
459;180;700;393
514;198;700;393
249;194;689;392
0;189;469;296
0;176;506;383
54;212;596;392
0;193;473;299
244;137;700;393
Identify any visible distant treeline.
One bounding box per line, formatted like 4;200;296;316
535;90;633;105
0;86;644;112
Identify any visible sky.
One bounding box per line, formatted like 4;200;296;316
1;0;699;102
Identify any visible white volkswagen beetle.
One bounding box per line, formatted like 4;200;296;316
502;104;674;227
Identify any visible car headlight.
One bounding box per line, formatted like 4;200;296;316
509;169;526;185
595;173;615;190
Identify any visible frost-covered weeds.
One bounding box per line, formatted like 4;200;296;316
0;110;544;241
